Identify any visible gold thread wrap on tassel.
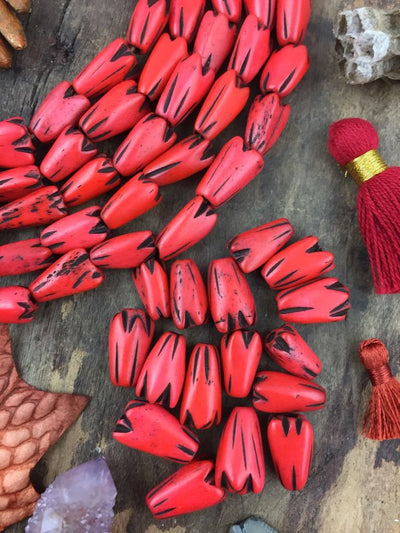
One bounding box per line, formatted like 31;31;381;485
345;149;388;186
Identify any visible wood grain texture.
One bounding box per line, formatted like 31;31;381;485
0;0;399;532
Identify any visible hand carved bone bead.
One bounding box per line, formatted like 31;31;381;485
0;238;54;276
243;0;276;29
211;0;242;23
90;231;155;269
276;0;311;46
0;117;35;168
0;165;42;203
169;0;205;42
127;0;169;54
0;286;38;323
131;258;170;320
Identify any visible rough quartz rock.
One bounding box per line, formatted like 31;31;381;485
25;457;116;533
230;516;278;533
335;8;400;84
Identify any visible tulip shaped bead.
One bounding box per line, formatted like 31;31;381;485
194;70;249;140
60;155;120;207
40;206;109;254
29;248;104;302
170;259;209;329
227;218;294;273
264;324;322;380
29;82;90;143
220;330;262;397
136;332;186;408
243;0;276;28
113;114;176;176
180;344;222;430
253;371;326;412
132;258;170;320
211;0;241;23
196;137;264;208
245;94;291;156
155;196;218;261
40;127;97;182
215;407;265;494
260;44;310;98
169;0;205;42
146;460;226;519
90;231;155;269
276;278;351;323
109;308;155;388
113;400;199;463
276;0;311;46
0;187;67;230
127;0;169;53
228;15;271;85
138;33;188;101
143;134;215;186
208;257;257;333
0;286;39;323
0;238;54;276
156;53;215;128
262;236;335;290
268;415;314;491
194;11;237;73
0;165;43;203
79;81;149;142
0;117;35;168
72;39;138;98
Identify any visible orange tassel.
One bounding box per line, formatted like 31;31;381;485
359;338;400;440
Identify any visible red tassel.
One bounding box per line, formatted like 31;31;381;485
328;118;400;294
359;338;400;440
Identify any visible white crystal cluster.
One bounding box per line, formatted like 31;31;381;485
26;457;117;533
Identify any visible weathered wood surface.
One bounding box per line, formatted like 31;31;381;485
0;0;399;532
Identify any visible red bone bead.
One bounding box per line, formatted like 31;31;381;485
79;81;149;142
60;155;120;207
170;259;208;329
0;186;67;230
252;371;326;412
29;248;104;302
208;257;257;333
211;0;242;23
276;0;311;46
0;165;42;203
109;308;155;388
267;415;314;491
101;173;162;230
264;323;322;380
215;406;265;494
113;400;199;463
220;330;262;397
227;218;293;273
245;93;290;156
113;114;176;177
276;277;351;323
262;236;335;290
90;231;155;269
127;0;169;54
180;344;222;430
146;460;226;519
72;38;137;98
0;286;38;323
194;70;249;140
143;134;214;186
136;331;186;408
138;33;188;101
196;137;264;209
40;126;97;183
0;238;54;276
132;258;170;320
0;118;35;168
228;15;271;85
169;0;205;42
155;196;218;261
29;82;90;143
194;11;237;73
40;206;109;254
244;0;276;28
156;54;215;128
260;44;309;98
